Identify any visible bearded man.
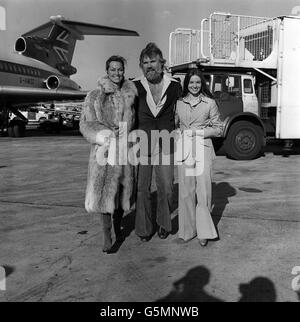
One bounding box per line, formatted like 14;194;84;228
133;43;182;241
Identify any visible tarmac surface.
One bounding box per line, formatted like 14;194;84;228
0;130;300;302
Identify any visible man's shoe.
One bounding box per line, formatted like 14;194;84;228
199;239;208;247
140;236;151;242
158;227;169;239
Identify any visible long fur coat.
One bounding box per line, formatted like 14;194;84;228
80;76;137;214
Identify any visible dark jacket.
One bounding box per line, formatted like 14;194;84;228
133;74;182;156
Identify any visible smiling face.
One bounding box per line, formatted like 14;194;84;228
141;54;163;82
107;61;124;85
188;75;202;97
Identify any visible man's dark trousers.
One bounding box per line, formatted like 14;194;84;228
135;156;174;237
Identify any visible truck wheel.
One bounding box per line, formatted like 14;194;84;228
224;121;264;160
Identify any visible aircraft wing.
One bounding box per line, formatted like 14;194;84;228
22;17;139;38
0;86;87;106
59;20;139;37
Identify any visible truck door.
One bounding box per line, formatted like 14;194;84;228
242;76;259;115
212;74;243;120
276;17;300;138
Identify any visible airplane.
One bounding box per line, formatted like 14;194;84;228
0;12;139;137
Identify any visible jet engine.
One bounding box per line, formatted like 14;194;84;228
15;37;50;62
45;75;81;91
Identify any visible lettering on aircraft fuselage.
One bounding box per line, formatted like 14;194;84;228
19;77;34;85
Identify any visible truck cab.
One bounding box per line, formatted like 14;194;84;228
208;71;265;159
205;72;258;118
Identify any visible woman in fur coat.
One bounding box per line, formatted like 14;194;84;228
80;55;137;253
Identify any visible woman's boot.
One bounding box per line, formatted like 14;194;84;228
102;213;112;253
113;208;125;242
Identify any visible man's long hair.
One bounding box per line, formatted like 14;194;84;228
139;42;166;68
182;68;214;98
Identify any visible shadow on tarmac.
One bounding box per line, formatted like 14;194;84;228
3;265;15;277
157;266;224;302
157;265;278;302
212;182;236;237
238;277;277;302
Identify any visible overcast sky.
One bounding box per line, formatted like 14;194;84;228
1;0;300;89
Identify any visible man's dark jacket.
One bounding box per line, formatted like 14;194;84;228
133;75;182;156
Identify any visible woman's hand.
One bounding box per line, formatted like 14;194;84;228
96;129;114;146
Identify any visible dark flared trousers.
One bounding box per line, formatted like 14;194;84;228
135;159;174;237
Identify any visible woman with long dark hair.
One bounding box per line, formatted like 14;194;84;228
175;69;223;246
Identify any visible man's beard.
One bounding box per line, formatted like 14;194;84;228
144;68;162;82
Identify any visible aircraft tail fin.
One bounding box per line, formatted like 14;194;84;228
16;16;139;76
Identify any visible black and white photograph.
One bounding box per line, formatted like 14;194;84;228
0;0;300;308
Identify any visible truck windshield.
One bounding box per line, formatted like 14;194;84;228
213;75;241;99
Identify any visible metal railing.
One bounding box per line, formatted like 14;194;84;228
169;12;277;67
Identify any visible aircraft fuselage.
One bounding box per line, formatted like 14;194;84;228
0;53;82;106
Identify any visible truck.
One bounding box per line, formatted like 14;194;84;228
168;12;300;159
